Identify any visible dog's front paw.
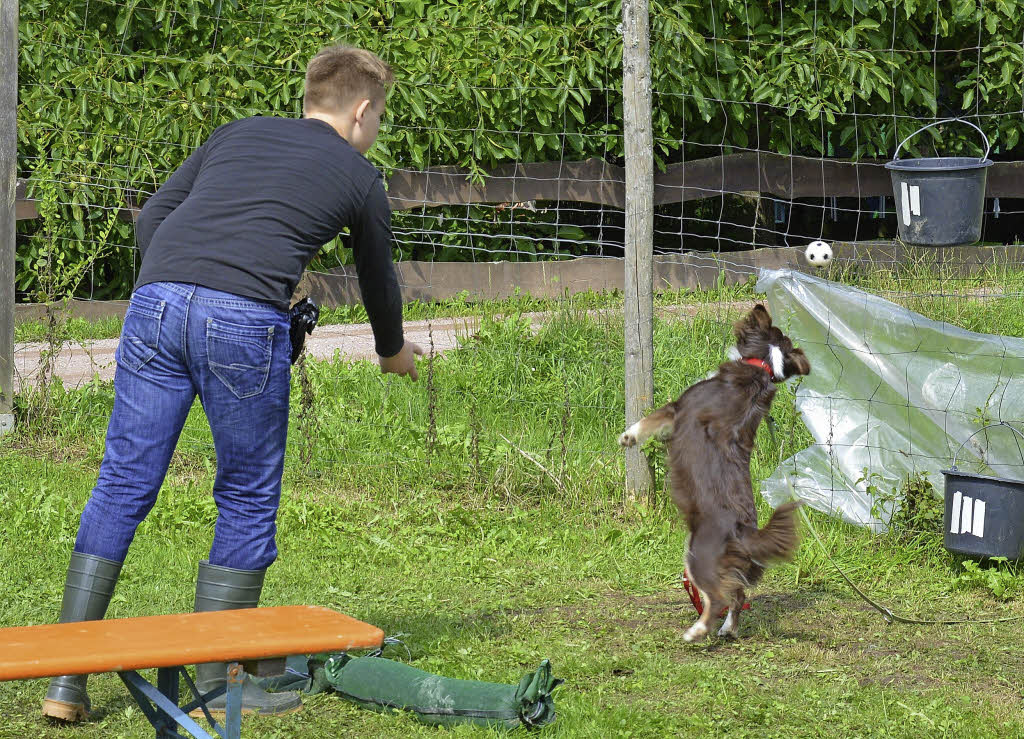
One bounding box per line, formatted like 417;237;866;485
683;622;709;643
618;421;642;447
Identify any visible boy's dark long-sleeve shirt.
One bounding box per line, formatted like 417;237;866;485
135;116;403;357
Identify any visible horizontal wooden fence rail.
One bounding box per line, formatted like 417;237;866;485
16;155;1024;221
13;242;1024;324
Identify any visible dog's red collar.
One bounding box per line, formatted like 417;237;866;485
744;357;775;376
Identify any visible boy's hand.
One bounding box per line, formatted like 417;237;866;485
378;341;424;381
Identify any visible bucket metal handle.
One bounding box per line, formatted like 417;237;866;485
892;117;991;163
950;421;1024;471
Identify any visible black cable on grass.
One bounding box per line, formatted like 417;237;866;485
775;399;1024;627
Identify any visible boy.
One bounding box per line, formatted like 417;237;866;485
42;45;420;721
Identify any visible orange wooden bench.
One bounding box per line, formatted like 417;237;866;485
0;605;385;738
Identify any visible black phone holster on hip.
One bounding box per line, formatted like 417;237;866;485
288;298;320;364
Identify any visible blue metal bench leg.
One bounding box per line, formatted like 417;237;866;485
118;664;245;739
119;669;219;738
156;667;180;736
224;663;244;739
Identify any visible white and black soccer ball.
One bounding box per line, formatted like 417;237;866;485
804;240;833;268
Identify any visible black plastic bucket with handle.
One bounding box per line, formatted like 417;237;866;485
884;118;993;246
941;423;1024;560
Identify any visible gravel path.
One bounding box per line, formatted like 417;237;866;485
11;303;749;391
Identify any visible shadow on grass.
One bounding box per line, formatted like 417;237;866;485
697;588;828;653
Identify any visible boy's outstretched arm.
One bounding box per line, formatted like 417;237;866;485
351;177;422;380
379;340;424;381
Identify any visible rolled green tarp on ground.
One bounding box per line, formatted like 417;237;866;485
251;653;334;695
323;654;562;730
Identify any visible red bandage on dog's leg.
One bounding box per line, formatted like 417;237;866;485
723;600;753;616
682;569;751;617
681;570;704;615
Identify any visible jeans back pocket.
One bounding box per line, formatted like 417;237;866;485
206;318;275;400
118;292;165;372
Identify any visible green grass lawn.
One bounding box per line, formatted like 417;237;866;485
3;279;1024;737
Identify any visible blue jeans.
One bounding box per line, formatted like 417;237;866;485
74;282;291;571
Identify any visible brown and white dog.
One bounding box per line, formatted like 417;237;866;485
619;304;810;642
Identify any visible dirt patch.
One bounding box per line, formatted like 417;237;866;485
858;673;943;690
510;587;828;647
517;587;1018;700
0;436;98;467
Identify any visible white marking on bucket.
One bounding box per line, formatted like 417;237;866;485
901;182;912;225
950;492;988;538
909;185;921;216
973;499;986;538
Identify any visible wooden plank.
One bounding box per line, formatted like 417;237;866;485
14;298;131;325
14;157;1024;221
15;199;37;220
386;158;625;210
984;160;1024;197
653;152;889;201
0;605;384;681
15;242;1024;323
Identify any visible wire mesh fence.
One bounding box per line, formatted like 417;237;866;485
8;0;636;500
7;0;1024;517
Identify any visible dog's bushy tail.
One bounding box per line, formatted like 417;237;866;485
743;501;803;565
720;502;803;593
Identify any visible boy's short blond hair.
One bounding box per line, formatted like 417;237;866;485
303;45;394;115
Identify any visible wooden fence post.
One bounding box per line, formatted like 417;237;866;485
621;0;654;500
1;0;18;436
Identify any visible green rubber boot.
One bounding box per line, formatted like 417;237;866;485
189;561;302;717
41;552;123;722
